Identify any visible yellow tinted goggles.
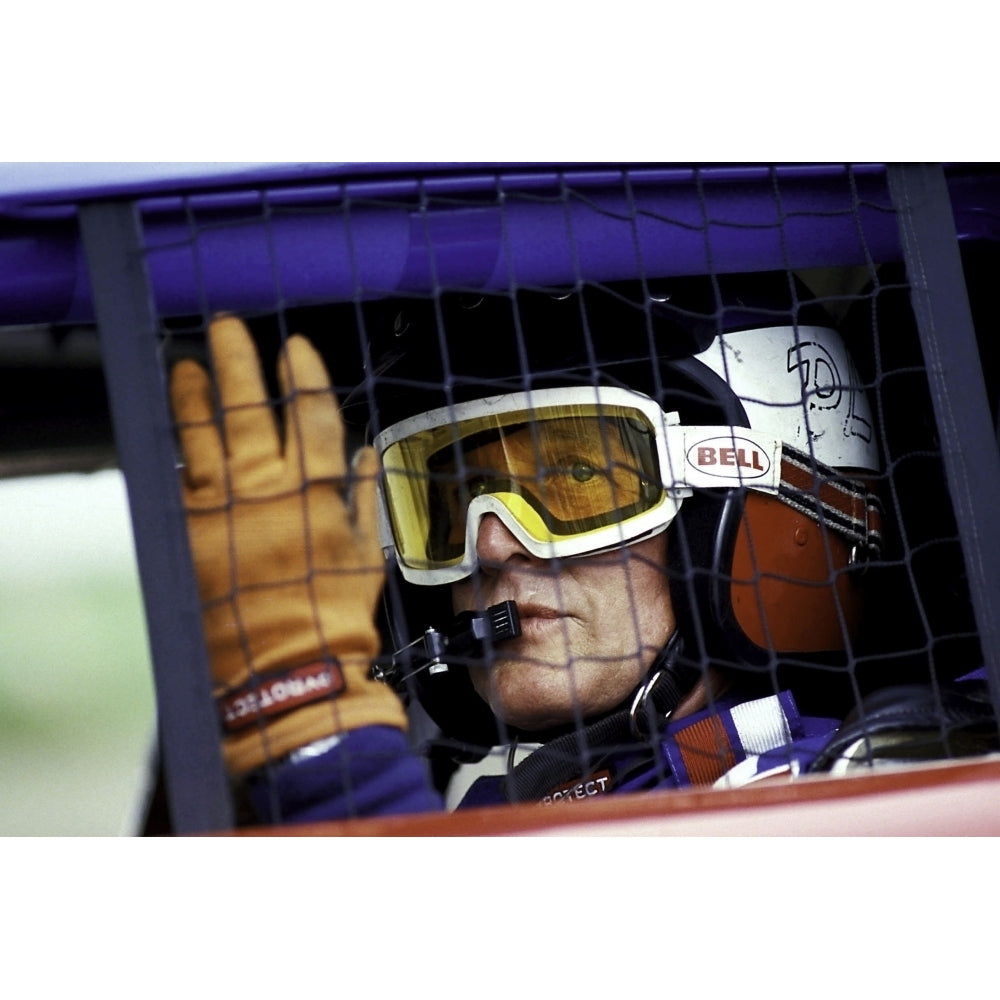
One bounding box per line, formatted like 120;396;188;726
374;387;691;585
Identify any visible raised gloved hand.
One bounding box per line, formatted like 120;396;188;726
169;315;406;778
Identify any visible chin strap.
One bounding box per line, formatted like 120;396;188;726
502;633;699;804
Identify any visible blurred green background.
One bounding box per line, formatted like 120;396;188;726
1;470;156;835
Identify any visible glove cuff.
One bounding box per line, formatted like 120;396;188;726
219;656;407;778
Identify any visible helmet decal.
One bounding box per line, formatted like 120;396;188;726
695;326;880;472
685;435;773;481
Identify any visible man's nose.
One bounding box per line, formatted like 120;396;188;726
474;512;532;571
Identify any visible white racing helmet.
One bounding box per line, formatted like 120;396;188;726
662;323;884;667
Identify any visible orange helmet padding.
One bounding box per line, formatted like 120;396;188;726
729;491;865;653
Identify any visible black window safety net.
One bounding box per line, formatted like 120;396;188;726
64;163;1000;832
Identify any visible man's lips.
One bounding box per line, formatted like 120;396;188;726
515;603;562;620
504;602;568;636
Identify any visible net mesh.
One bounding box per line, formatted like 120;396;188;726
140;164;999;827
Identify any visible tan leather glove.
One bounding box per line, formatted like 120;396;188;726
169;315;406;778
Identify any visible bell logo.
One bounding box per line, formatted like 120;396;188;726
687;436;771;480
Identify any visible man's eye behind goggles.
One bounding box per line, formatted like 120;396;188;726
374;386;784;586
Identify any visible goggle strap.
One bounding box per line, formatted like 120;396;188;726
777;445;884;557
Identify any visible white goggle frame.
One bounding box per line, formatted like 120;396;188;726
374;386;784;585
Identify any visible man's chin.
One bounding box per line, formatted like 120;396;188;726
474;658;579;732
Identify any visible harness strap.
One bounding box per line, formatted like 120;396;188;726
662;691;797;786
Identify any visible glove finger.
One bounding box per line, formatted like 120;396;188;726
209;315;282;472
170;357;224;496
351;446;383;570
278;334;347;482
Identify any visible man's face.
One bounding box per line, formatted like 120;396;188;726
451;515;674;732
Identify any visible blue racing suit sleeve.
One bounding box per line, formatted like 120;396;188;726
243;726;444;825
